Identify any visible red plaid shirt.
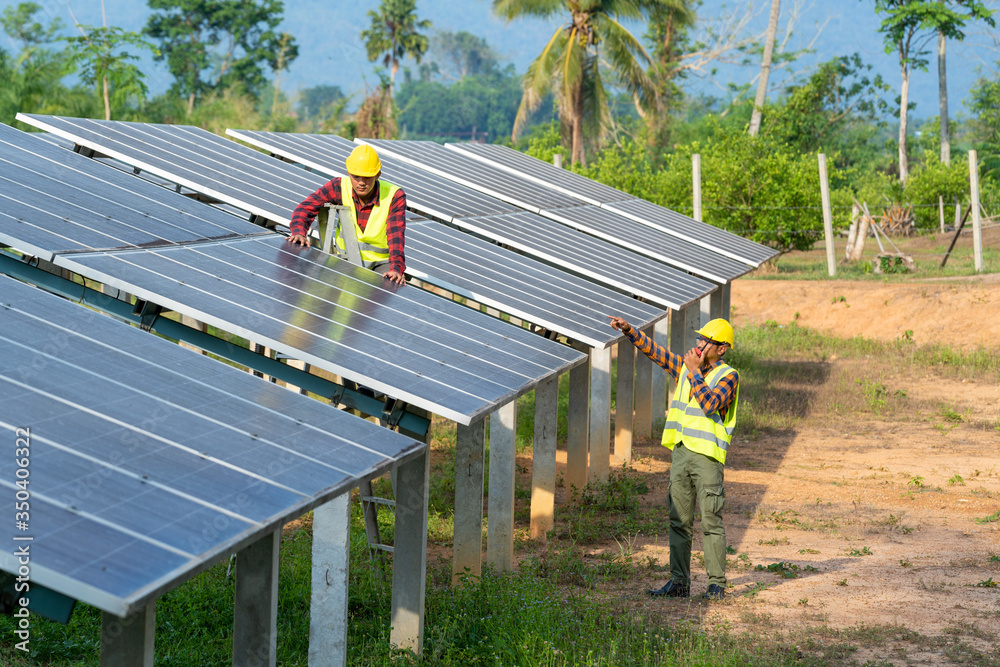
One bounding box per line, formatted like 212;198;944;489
621;323;738;419
290;177;406;274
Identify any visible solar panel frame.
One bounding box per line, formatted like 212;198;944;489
446;141;636;205
0;274;425;617
51;235;584;424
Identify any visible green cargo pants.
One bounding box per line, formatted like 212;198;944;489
667;442;727;587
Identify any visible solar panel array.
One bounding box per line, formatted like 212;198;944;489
227;129;713;309
368;139;776;271
0;122;265;261
0;274;424;617
54;236;583;424
447;141;635;205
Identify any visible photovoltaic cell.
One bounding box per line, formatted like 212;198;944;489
55;235;584;424
0;123;264;260
447;141;635;205
0;274;424;616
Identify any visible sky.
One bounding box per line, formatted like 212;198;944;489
2;0;999;121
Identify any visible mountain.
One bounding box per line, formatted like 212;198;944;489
3;0;997;119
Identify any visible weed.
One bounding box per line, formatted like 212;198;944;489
837;578;848;586
901;329;914;342
754;562;817;579
975;578;998;588
798;548;820;554
758;537;790;546
726;544;737;554
831;295;847;304
847;546;873;557
991;555;1000;563
975;510;1000;525
948;474;965;486
744;582;771;598
900;559;912;567
938;405;964;423
798;598;809;606
855;378;889;411
908;476;925;488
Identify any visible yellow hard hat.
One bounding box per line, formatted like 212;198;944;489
696;318;734;348
346;144;382;177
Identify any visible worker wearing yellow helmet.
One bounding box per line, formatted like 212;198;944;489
608;315;739;601
287;144;407;286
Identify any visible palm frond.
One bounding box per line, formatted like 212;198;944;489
595;14;656;107
512;27;568;139
493;0;565;21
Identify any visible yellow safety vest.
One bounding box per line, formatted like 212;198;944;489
661;362;739;464
335;179;398;268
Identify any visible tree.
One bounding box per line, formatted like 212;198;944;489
431;30;501;80
643;0;696;145
64;26;155;120
1;2;64;56
360;0;431;91
929;0;994;165
494;0;659;166
297;84;345;124
748;0;781;136
144;0;298;113
873;0;991;182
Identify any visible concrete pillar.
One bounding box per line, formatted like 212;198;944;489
530;376;559;540
633;324;655;439
390;449;430;653
487;400;517;572
233;529;280;667
588;346;612;483
710;288;723;321
614;340;634;463
721;284;732;322
565;358;590;495
453;419;486;584
651;317;672;437
700;295;711;327
99;603;155;667
309;494;351;667
683;302;700;351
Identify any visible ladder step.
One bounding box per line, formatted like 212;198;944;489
360;495;396;507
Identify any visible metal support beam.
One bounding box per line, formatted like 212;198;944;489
710;288;723;321
391;449;430;653
309;494;351;667
0;254;430;437
700;295;712;327
683;302;700;351
651;317;672;438
565;358;590;495
721;284;732;322
530;376;558;540
632;325;654;440
453;419;486;584
99;603;155;667
487;401;517;572
614;340;635;463
588;346;612;483
233;529;280;667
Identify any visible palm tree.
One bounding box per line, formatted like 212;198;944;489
494;0;659;166
360;0;431;92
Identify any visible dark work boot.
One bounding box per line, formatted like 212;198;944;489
701;584;725;600
648;581;690;597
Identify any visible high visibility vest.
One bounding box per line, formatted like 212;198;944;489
336;179;397;268
661;362;739;464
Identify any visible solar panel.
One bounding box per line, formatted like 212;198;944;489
605;198;778;266
52;235;583;424
15;114;329;226
406;219;666;347
447;141;635;205
362;139;583;212
542;205;754;283
0;123;265;261
449;212;713;309
358;138;768;272
0;274;424;617
229;130;516;220
223;129;713;310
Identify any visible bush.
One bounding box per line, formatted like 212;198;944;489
904;153;969;228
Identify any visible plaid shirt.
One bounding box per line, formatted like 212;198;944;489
621;323;739;419
290;177;406;274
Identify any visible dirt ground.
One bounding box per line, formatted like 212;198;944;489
513;275;1000;665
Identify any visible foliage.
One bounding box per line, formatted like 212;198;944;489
1;2;64;49
431;29;502;80
361;0;431;88
967;68;1000;180
396;65;522;142
144;0;298;108
494;0;658;165
902;152;969;227
353;74;397;139
296;84;345;125
63;26;156;120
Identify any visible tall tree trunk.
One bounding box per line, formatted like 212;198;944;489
571;85;585;166
749;0;781;137
938;30;950;165
898;61;910;183
102;75;111;121
187;92;196;116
